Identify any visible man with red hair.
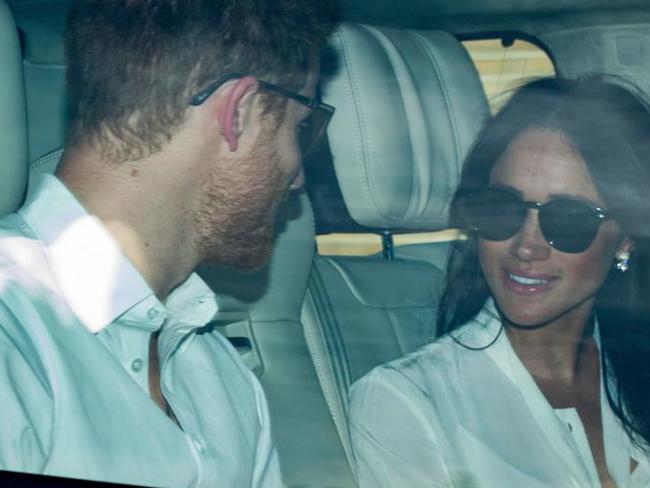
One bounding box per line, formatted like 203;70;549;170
0;1;338;486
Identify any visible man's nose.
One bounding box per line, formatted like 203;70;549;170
288;166;305;190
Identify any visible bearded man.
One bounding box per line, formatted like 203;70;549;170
0;1;337;486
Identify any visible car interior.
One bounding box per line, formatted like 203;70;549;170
3;0;650;487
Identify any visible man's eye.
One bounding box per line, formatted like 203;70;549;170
298;117;313;131
296;117;313;149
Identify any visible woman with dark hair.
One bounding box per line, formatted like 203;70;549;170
349;76;650;488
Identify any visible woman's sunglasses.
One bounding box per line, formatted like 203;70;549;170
456;188;611;253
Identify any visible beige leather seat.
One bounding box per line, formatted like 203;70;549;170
0;0;28;216
304;22;490;469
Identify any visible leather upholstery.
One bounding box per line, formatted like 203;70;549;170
303;252;445;471
323;23;489;230
305;252;443;403
0;0;28;216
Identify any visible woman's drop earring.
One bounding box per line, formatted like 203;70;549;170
615;250;630;272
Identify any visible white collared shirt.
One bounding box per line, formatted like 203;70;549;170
0;175;283;487
349;300;650;488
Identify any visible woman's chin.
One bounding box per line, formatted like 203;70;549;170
494;300;555;330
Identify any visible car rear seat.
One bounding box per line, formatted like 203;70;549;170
303;22;489;468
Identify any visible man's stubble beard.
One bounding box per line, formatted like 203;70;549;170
193;141;287;272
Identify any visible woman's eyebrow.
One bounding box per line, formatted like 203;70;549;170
488;183;522;196
489;184;605;207
547;192;603;206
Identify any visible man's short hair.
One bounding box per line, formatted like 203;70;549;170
65;0;339;161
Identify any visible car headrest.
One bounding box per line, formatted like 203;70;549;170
322;23;489;230
0;1;28;216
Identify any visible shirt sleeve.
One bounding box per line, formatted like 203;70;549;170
349;366;452;488
250;372;285;488
0;312;53;473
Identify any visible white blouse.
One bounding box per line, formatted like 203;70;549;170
349;300;650;488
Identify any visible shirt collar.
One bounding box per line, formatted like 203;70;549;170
19;174;217;334
461;298;602;378
455;298;601;351
448;298;503;350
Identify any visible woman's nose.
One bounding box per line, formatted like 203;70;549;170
509;211;551;261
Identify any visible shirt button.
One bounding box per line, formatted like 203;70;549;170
131;358;144;373
193;438;205;452
147;308;159;320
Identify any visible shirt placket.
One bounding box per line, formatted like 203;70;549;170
158;321;210;488
483;324;595;487
97;301;166;395
556;408;602;486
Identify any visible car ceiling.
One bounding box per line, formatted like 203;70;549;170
8;0;650;33
7;0;650;64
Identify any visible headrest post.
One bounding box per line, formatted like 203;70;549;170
381;230;394;261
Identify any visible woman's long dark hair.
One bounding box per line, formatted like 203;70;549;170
438;75;650;451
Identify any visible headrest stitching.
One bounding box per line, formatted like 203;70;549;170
353;25;393;221
30;149;64;171
337;26;382;222
411;31;463;168
372;26;435;223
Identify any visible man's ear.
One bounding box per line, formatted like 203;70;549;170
218;76;259;152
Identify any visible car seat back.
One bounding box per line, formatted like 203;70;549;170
0;0;28;216
304;22;490;468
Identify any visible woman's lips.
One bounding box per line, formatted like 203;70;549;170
502;269;557;296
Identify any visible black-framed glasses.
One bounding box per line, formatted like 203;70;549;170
190;72;335;156
457;188;612;253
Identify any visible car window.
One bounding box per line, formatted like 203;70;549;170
463;38;555;113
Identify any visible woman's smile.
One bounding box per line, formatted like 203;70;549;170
501;268;558;296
